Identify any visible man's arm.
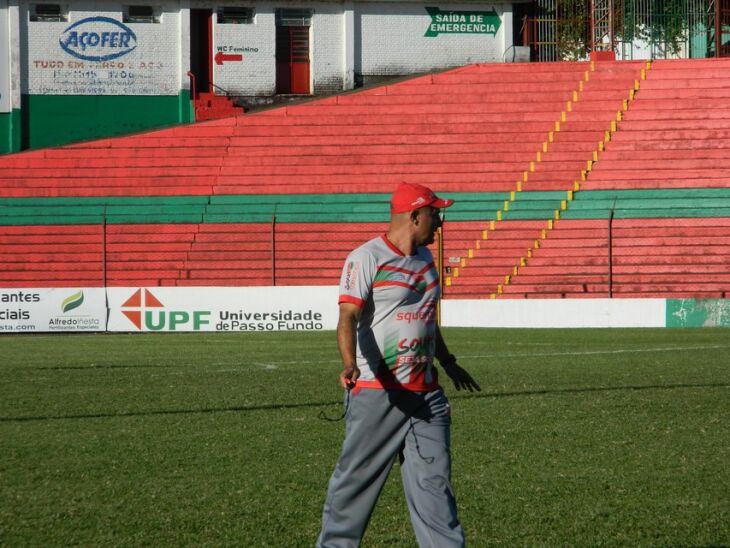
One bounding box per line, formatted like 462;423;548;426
337;302;362;390
435;325;481;392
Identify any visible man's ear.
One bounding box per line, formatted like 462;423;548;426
410;209;420;224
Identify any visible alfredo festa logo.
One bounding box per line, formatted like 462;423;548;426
122;289;211;331
61;290;84;313
60;16;137;62
48;290;101;331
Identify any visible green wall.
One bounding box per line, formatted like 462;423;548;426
17;91;193;150
0;109;21;154
666;299;730;327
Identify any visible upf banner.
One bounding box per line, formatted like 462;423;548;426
106;286;339;332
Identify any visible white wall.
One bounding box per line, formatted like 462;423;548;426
7;0;20;108
13;0;517;99
441;299;666;328
356;2;508;75
0;0;10;111
212;3;276;95
208;1;513;96
212;2;346;96
311;2;345;92
23;0;181;95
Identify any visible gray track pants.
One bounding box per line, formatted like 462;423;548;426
317;388;465;548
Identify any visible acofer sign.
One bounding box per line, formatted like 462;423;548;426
59;17;137;62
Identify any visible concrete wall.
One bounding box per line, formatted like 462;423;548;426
212;3;276;95
24;0;182;96
356;2;510;76
212;1;511;96
0;0;10;113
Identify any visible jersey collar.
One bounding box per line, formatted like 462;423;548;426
381;234;407;256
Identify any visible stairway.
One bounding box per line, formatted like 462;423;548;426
443;60;646;298
194;92;245;122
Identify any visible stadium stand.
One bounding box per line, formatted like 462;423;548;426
0;225;103;287
468;57;730;299
1;58;729;299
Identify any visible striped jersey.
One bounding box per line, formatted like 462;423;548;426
338;234;441;392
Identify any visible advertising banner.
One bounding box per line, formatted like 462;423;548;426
2;289;727;332
0;288;106;332
27;9;179;95
106;286;339;332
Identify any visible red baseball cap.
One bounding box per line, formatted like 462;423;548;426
390;182;454;214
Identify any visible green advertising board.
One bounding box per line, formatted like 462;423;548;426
666;299;730;327
424;6;501;37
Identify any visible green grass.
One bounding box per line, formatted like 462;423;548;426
1;329;729;546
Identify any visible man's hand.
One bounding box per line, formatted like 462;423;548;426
440;356;481;392
340;365;360;390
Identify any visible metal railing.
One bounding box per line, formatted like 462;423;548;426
522;0;726;61
187;71;235;98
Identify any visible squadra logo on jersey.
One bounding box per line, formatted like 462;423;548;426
395;335;435;362
344;261;360;290
395;309;436;323
395;298;436;324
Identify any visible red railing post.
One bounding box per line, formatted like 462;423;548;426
186;71;197;99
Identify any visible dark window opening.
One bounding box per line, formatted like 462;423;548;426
217;7;254;24
30;4;67;22
124;5;159;24
276;8;313;27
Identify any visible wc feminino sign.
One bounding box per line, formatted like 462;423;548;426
424;7;501;37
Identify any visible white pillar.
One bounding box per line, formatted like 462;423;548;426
0;0;12;111
501;6;514;62
179;0;191;92
343;0;355;90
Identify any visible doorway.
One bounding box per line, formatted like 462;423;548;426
276;9;312;94
190;9;212;96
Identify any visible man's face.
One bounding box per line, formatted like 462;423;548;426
414;205;443;245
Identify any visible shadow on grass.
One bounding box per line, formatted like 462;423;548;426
1;382;728;423
35;364;178;371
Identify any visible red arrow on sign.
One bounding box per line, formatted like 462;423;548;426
215;52;243;65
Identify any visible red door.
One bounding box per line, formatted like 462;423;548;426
276;26;310;94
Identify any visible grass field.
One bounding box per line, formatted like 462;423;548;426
1;328;729;547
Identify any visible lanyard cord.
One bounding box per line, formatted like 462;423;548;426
318;390;351;422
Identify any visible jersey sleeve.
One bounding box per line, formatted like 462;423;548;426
338;245;377;308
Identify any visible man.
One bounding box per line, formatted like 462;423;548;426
317;182;481;548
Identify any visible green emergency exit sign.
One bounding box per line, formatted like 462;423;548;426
424;6;501;37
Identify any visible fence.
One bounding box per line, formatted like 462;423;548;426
522;0;730;61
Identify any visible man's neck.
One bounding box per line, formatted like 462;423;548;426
385;228;417;256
